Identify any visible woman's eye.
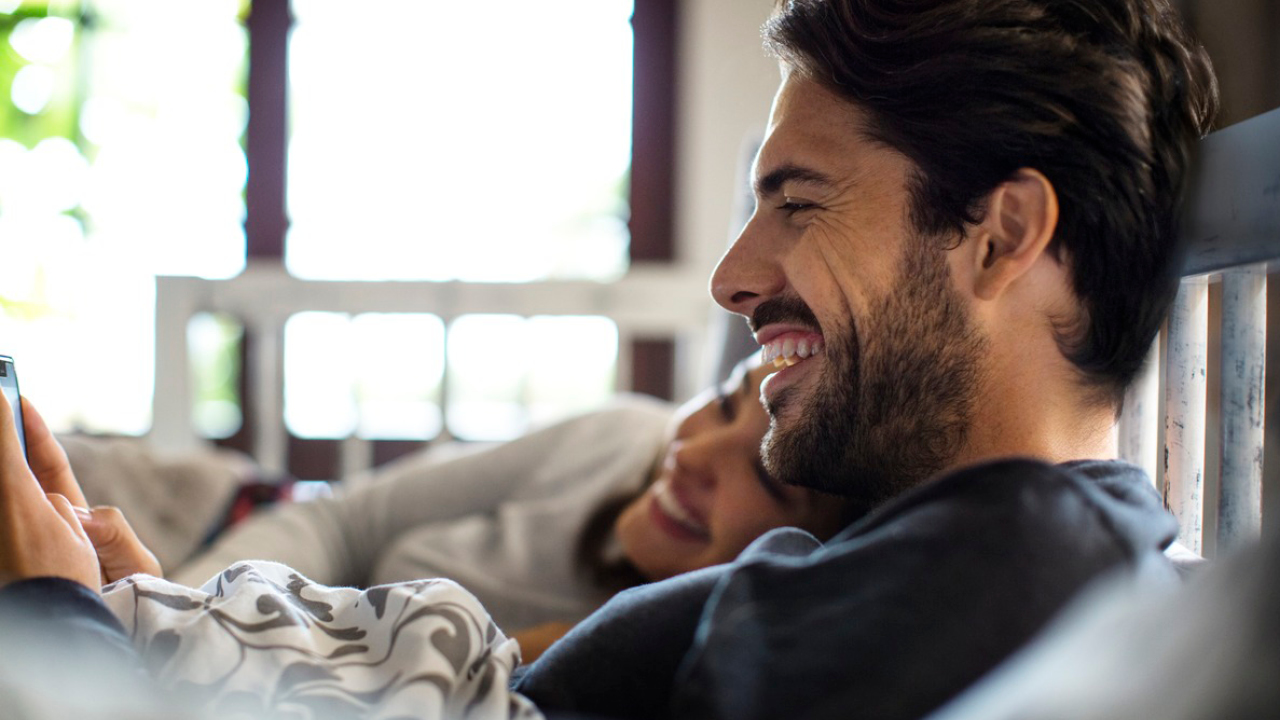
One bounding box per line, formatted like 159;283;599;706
716;393;736;421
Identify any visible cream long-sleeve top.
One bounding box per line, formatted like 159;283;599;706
171;396;673;632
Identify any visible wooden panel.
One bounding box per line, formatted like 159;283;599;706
1217;267;1267;550
1165;278;1209;553
1118;340;1160;485
213;318;255;457
244;0;291;260
373;440;429;468
629;0;679;263
631;337;676;401
287;435;339;481
1182;106;1280;276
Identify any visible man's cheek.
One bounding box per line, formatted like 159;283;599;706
826;250;902;322
781;243;860;331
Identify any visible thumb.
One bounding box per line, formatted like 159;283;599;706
79;506;163;582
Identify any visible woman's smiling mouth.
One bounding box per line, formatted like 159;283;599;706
649;478;711;541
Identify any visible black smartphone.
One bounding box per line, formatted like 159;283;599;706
0;354;26;457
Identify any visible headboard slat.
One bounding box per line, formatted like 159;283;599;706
1164;278;1209;553
1217;266;1267;551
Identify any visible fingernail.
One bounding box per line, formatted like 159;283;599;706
73;506;92;521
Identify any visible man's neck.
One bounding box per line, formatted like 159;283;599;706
952;349;1119;470
954;400;1117;469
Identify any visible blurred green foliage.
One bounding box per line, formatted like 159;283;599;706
0;3;82;148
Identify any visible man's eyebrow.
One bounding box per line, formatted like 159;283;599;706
753;164;835;197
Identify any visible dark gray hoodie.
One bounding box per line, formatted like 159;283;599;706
520;459;1179;720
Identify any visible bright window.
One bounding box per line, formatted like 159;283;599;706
283;312;616;443
0;1;247;434
2;1;633;443
351;313;446;440
188;312;244;439
285;0;635;282
447;314;619;440
284;312;447;440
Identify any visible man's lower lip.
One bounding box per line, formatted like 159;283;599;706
761;355;816;399
647;493;708;543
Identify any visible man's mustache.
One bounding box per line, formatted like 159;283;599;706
749;295;821;334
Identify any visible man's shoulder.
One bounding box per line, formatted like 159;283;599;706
671;460;1182;720
832;457;1173;553
725;457;1178;597
884;457;1157;517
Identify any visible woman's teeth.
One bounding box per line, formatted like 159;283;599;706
762;336;824;368
654;480;708;535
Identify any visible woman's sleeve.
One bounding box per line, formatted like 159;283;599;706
172;400;671;588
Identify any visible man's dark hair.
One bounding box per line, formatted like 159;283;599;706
764;0;1219;405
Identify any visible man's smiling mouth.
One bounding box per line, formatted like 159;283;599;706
762;333;825;368
749;295;825;368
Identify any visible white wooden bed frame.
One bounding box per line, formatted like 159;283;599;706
150;266;718;479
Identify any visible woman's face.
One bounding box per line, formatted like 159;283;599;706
615;363;852;581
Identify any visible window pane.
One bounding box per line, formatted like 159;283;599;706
446;314;528;440
82;0;248;278
286;0;634;281
187;312;243;439
352;313;445;440
446;314;618;441
284;312;357;438
0;1;247;434
526;316;617;426
286;312;447;440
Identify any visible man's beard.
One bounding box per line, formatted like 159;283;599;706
760;238;987;513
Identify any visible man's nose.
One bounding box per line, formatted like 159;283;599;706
710;217;786;318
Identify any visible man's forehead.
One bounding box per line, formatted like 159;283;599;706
754;76;873;190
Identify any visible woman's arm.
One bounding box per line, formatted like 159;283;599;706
511;620;578;663
173;402;670;588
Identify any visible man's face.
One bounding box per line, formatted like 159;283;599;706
710;73;987;505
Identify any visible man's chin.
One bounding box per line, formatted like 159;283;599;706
761;367;810;423
762;416;845;494
760;365;847;491
764;425;898;513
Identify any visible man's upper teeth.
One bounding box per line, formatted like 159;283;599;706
763;336;824;366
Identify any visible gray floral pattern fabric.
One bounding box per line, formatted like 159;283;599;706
101;561;542;720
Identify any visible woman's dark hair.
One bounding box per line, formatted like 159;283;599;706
764;0;1219;406
574;464;866;594
575;491;648;596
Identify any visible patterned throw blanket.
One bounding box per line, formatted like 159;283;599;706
100;561;543;720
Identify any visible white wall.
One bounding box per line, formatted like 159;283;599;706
669;0;781;396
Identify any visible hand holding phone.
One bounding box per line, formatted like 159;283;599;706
0;355;25;459
0;354;102;589
0;360;162;583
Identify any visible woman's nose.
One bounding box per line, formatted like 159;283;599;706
669;437;718;490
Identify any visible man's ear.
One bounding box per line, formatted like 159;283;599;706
971;168;1059;301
